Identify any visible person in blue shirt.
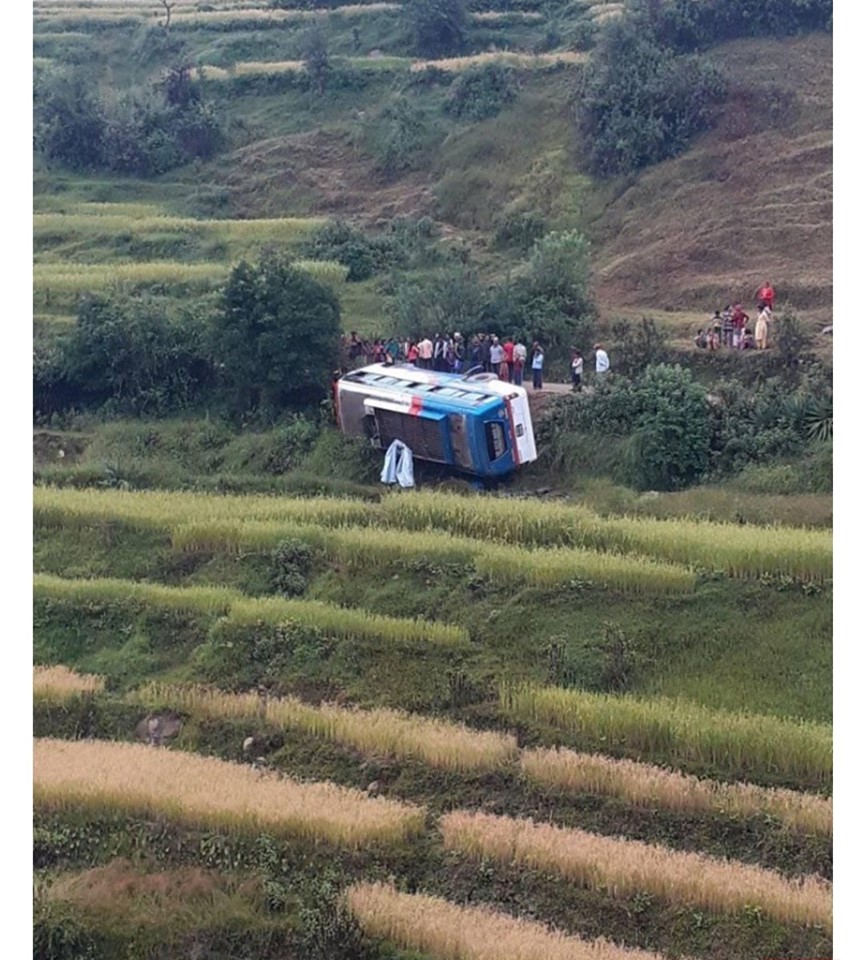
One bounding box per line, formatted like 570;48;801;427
531;342;544;390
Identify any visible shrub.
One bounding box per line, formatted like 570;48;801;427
376;96;431;174
492;210;547;251
443;63;518;120
387;266;486;339
271;537;316;596
405;0;468;57
211;252;341;418
576;17;727;175
60;294;211;415
302;220;405;281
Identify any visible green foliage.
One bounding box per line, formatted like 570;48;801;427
57;295;210;416
376;96;430;174
405;0;468;56
492;210;548;252
303;220;406;282
387;266;486;338
543;365;711;490
271;538;316;597
577;17;726;175
302;19;332;95
33;895;99;960
608;317;672;379
35;65;223;177
493;230;596;358
211;253;341;418
637;0;833;52
443;63;518;121
620;364;712;490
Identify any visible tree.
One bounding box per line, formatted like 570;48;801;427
404;0;467;57
622;364;711;490
301;20;331;95
61;294;209;414
34;70;106;171
576;15;726;175
212;254;341;417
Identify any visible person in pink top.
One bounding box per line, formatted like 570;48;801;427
502;337;515;382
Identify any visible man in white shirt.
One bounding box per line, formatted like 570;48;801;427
594;343;610;377
418;336;433;369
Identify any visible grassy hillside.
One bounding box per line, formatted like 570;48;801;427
32;6;832;958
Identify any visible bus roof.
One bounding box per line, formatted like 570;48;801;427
340;364;526;409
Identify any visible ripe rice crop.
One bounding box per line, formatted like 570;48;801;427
226;594;467;645
201;55;411;80
172;521;694;595
501;685;832;786
379;490;832;581
33;485;694;595
34;738;424;846
135;683;516;772
33;213;325;242
34;573;466;646
33;259;347;295
441;810;832;929
410;51;586;72
33;485;369;529
173;3;399;25
346;882;669;960
33;664;104;701
520;747;832;835
470;10;545;21
34;572;237;615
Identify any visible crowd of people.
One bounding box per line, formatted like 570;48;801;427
694;281;776;352
342;331;614;393
344;332;552;388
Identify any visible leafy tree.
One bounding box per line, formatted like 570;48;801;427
377;96;429;173
212;254;341;417
608;316;672;379
405;0;468;57
301;20;331;95
387;267;486;338
61;294;210;414
576;16;726;175
34;70;106;171
622;364;711;490
492;230;596;356
443;63;517;121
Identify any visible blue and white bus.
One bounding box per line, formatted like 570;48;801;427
335;363;538;480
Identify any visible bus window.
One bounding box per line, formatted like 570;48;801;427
485;422;507;461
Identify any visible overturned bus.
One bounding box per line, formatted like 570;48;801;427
334;363;538;480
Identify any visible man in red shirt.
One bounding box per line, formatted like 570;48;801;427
756;281;775;311
503;337;515;382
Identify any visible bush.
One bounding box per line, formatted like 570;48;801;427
443;63;518;121
376;96;431;174
271;538;316;597
303;220;405;281
387;267;487;339
58;295;211;416
608;317;673;379
405;0;468;57
211;253;341;418
576;17;727;175
492;210;548;252
34;65;224;176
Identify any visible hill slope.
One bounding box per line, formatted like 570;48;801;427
574;34;832;318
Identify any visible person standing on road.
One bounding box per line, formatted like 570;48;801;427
513;338;526;386
531;342;544;390
489;337;504;378
594;343;610;379
503;337;515;383
418;335;433;369
571;349;583;392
